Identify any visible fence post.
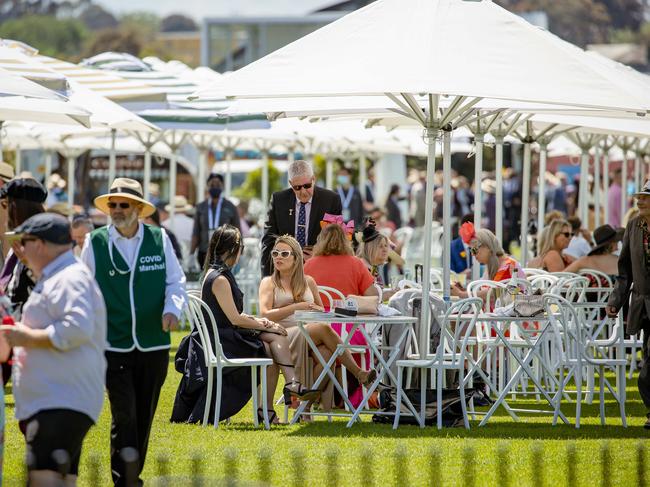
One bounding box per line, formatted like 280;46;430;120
258;446;272;485
359;446;374;487
531;441;544;487
601;441;611;487
291;448;305;487
496;442;509;487
191;452;204;487
462;443;476;487
325;447;339;487
224;447;239;487
566;442;577;486
428;447;441;486
394;445;408;486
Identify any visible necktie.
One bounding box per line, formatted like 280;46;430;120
296;202;307;247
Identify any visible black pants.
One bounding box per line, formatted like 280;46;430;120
106;349;168;487
638;326;650;410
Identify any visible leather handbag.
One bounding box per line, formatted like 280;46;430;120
513;294;545;317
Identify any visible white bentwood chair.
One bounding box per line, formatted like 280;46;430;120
185;294;274;429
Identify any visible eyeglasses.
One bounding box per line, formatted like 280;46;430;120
271;250;292;259
107;202;132;209
469;245;481;256
20;237;38;246
291;182;313;191
561;232;574;238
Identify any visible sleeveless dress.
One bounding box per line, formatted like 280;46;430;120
171;264;267;424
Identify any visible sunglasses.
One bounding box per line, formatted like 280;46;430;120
20;237;39;246
561;232;574;238
271;250;292;259
107;202;132;209
469;245;481;256
291;182;313;191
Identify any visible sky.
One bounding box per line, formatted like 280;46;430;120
95;0;337;19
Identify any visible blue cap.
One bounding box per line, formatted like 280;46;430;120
6;212;72;245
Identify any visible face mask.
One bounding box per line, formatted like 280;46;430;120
209;187;222;199
337;175;350;186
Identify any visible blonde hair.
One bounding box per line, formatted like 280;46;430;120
473;229;505;280
313;224;353;256
538;219;570;258
356;234;390;265
271;235;307;303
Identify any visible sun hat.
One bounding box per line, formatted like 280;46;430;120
633;180;650;197
0;162;14;183
5;212;72;245
0;178;47;202
587;224;624;256
165;195;193;213
94;177;155;218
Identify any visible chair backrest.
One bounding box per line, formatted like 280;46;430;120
467;279;507;312
318;285;345;309
185;294;225;365
523;268;548;278
578;268;613;288
438;297;483;362
551;275;590;303
543;293;583;364
529;274;559;293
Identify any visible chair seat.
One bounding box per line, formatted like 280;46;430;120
220;358;274;366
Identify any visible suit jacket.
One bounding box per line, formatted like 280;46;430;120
607;216;650;335
450;237;472;274
261;186;342;276
193;198;241;253
336;185;364;228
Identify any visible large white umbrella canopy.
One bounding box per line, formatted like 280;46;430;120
194;0;650;366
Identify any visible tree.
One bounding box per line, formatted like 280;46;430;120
79;4;118;31
161;14;197;32
233;161;283;201
599;0;644;31
83;28;143;57
0;14;88;58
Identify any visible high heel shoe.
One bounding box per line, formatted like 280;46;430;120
257;408;280;425
282;380;321;404
357;369;377;387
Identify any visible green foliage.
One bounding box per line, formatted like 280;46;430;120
232;160;283;201
0;14;88;58
83;27;143;57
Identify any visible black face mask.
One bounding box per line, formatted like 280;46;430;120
209;187;222;199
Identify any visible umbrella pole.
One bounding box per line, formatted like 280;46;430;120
198;147;209;202
520;140;532;266
169;151;177;232
15;147;21;174
537;141;548;244
44;150;53;187
635;148;642;195
262;150;269;214
579;147;589;226
108;129;117;190
621;147;629;223
225;147;233;197
594;146;601;228
359;152;367;205
603;149;610;225
419;125;438;359
472;133;484;281
326;156;334;190
143;148;152;200
67;155;75;211
494;135;504;244
442;130;452;300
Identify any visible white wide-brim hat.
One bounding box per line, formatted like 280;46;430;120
165;195;193;213
94;177;155;218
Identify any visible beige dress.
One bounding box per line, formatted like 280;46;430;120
274;286;335;410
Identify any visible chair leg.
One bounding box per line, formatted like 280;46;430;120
459;367;470;430
214;367;223;429
553;366;564;426
599;365;605;427
341;364;349;412
618;364;627;428
252;366;259;428
393;366;404;430
260;365;270;430
203;366;214;427
420;368;426;429
575;366;582;429
436;366;443;430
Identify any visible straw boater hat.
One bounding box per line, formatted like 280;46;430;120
0;162;14;184
94;177;155;218
633;180;650;197
165;195;193;213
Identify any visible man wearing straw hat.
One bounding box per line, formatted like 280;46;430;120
607;180;650;429
80;177;186;485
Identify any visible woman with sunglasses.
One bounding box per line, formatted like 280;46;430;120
528;219;574;272
259;235;377;416
196;225;318;425
451;227;525;299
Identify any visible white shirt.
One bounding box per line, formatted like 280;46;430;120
80;223;186;319
565;235;592;259
294;197;313;244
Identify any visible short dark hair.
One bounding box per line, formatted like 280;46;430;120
207;173;224;184
567;216;581;232
460;214;474;225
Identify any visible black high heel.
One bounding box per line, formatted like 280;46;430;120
257;408;279;425
282;380;321;404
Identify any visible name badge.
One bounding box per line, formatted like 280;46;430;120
342;208;351;221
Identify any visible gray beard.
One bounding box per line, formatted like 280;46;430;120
113;212;138;230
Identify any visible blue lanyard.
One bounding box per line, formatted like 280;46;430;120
208;198;224;230
337;186;354;209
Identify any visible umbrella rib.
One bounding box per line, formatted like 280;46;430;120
386;93;425;124
399;93;427;125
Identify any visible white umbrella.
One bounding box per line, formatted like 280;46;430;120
194;0;650;360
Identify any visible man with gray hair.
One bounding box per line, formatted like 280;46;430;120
261;160;341;276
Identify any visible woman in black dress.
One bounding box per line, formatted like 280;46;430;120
172;225;317;425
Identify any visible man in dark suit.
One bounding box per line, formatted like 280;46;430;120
450;214;474;274
607;180;650;428
191;173;240;268
336;167;364;227
261;160;342;276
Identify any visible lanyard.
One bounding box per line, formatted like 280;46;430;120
208;198;224;230
337;186;355;210
107;228;139;275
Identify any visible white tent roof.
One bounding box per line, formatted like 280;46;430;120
0;97;90;127
195;0;650;114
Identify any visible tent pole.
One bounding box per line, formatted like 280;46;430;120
603;149;610;225
537;140;548;244
359;152;367;205
635;145;642;195
198;146;209;202
169;151;177;232
472;133;484;281
494;135;504;245
287;144;295;165
442;130;452;300
44;150;53;186
594;145;601;228
143;148;152;200
262;149;269;214
419;124;438;359
621;146;629;223
579;147;589;226
67;155;75;211
520;138;532;267
15;147;21;175
225;147;233;197
108;129;117;190
326;156;334;190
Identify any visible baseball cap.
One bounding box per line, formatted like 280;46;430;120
5;212;72;245
0;178;47;202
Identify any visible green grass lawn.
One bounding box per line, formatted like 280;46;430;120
3;331;649;486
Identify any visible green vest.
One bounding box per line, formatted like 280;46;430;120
91;224;169;351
